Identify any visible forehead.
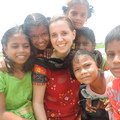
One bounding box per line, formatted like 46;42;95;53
49;20;70;31
70;4;88;12
73;54;93;63
106;39;120;51
28;25;48;34
8;33;29;44
76;35;92;42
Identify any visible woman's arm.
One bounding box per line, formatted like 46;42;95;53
0;92;30;120
33;85;47;120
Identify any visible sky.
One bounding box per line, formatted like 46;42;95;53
0;0;120;51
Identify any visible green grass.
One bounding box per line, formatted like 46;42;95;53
95;43;105;49
0;54;3;58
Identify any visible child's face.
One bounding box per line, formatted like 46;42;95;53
67;4;88;29
4;33;30;66
28;25;49;50
75;35;95;52
106;39;120;78
72;54;99;84
49;19;76;55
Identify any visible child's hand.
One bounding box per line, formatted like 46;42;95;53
104;99;113;111
0;58;8;73
85;99;97;113
44;48;53;58
96;100;106;109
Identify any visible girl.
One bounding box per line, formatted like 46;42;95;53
105;25;120;120
24;13;51;58
32;15;81;120
0;25;35;120
70;50;114;120
62;0;94;29
0;13;51;71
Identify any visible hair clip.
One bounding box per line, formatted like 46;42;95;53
89;5;95;13
3;54;6;57
66;0;71;5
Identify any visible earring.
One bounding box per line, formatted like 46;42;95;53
72;43;75;49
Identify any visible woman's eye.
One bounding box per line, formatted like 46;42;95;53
51;34;57;38
62;32;67;36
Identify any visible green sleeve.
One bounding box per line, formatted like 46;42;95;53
0;71;6;92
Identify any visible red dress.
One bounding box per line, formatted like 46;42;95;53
32;64;81;120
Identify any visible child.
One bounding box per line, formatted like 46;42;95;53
24;13;52;58
105;25;120;120
74;27;109;119
0;25;35;120
70;49;114;120
0;13;51;71
75;27;108;71
0;13;52;72
62;0;94;29
32;15;81;120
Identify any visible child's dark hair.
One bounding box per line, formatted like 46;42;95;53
24;13;51;56
62;0;94;18
75;27;96;44
49;15;74;31
105;25;120;51
69;49;103;79
24;13;49;35
1;25;33;73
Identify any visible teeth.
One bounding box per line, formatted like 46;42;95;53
17;56;25;58
58;44;65;47
38;43;45;46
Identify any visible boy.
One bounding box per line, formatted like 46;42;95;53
105;25;120;120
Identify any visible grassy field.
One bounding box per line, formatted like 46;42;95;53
95;43;105;49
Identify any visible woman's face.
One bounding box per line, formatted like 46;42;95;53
28;25;49;50
67;4;88;29
49;19;76;55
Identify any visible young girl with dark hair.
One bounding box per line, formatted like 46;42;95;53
70;49;114;120
24;13;52;58
0;25;35;120
62;0;94;29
